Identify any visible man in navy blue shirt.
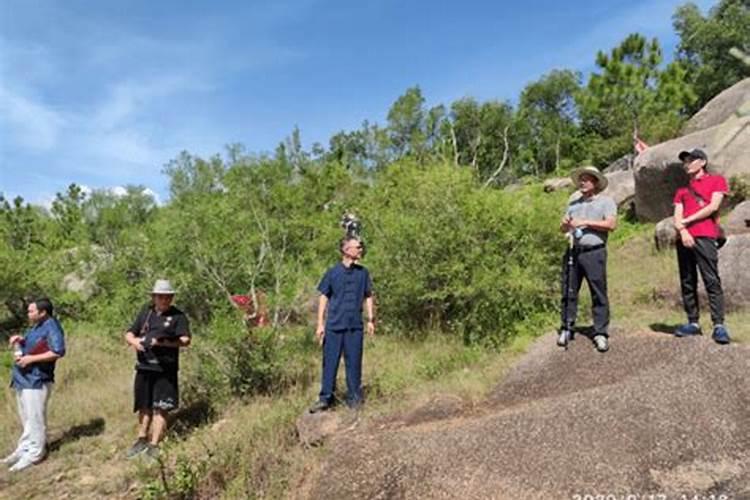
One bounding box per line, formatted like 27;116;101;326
3;298;66;472
310;236;375;412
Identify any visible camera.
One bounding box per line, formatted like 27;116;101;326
340;212;366;256
340;213;362;238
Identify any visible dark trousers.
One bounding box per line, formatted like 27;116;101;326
319;329;363;406
560;246;610;336
676;238;725;325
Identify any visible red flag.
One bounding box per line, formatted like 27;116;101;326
633;134;649;154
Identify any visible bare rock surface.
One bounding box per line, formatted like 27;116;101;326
683;78;750;134
296;411;343;447
302;328;750;499
718;233;750;309
725;200;750;236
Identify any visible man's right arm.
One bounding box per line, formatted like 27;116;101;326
673;202;695;248
316;295;328;344
125;312;145;352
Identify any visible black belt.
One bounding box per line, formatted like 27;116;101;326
573;243;605;254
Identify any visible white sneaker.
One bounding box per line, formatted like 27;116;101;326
8;456;34;472
1;450;22;466
593;335;609;353
557;329;572;347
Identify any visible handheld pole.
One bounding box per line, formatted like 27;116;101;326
557;233;575;349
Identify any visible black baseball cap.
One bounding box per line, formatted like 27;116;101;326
678;148;708;162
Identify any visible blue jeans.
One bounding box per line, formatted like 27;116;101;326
319;329;363;406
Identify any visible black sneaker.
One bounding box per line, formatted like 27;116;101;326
712;325;731;344
126;438;149;459
309;400;331;414
144;444;160;461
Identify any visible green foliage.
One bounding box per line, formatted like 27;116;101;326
516;70;585;176
361;161;563;346
727;174;750;208
140;453;206;500
0;195;62;323
674;0;750;112
447;98;516;183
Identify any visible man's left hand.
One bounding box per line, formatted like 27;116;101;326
366;321;375;336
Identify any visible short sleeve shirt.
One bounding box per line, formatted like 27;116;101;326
11;317;66;390
318;263;373;332
673;173;728;238
128;305;190;372
565;194;617;247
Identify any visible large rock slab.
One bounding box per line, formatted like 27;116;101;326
602;170;635;209
719;233;750;309
683;78;750;134
303;330;750;499
633;114;750;222
602;153;634;173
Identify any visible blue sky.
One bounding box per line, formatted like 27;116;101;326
0;0;714;205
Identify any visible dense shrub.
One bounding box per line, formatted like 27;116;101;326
360;161;563;345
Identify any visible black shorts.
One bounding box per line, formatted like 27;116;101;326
133;369;179;412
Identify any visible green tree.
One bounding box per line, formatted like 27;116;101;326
387;86;432;162
674;0;750;112
516;70;584;176
446;98;515;184
50;183;88;245
579;33;696;164
0;196;53;322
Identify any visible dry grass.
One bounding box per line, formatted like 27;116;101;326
0;327;146;499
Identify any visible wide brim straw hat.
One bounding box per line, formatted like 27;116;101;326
570;166;608;193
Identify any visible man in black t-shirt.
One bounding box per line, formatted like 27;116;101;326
124;279;191;459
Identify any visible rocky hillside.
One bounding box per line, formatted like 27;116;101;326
300;328;750;499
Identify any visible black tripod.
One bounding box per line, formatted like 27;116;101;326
558;234;576;349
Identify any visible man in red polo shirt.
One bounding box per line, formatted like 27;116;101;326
672;148;730;344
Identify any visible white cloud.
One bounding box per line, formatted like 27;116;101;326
0;86;66;151
110;186;128;197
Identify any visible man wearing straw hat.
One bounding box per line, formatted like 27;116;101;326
124;279;191;459
558;166;617;352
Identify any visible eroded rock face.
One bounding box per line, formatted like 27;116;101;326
719;233;750;309
725;200;750;236
603;153;634;173
683;78;750;134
